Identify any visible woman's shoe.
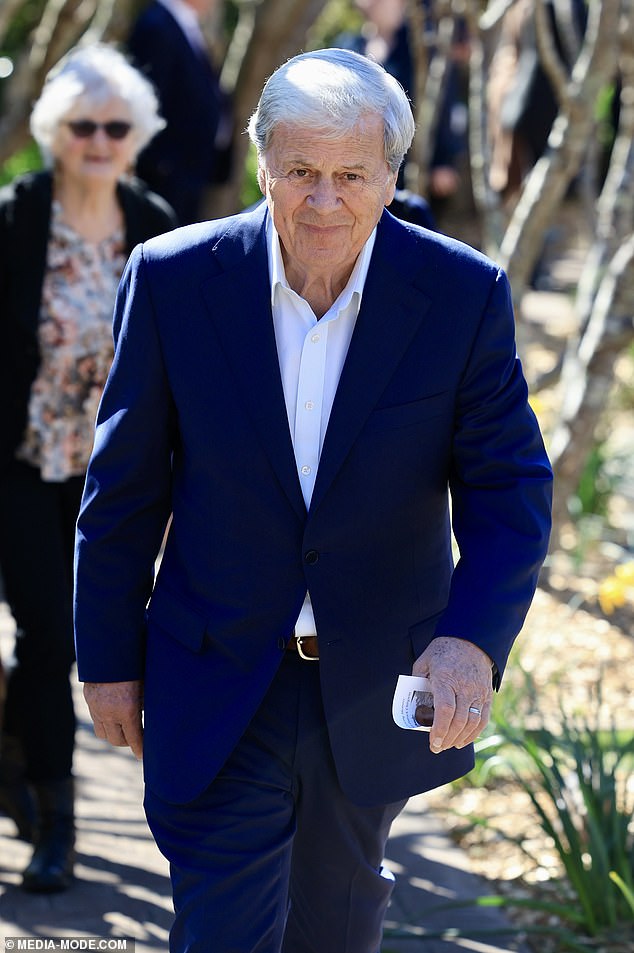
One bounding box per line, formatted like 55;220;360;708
0;777;36;841
21;778;75;893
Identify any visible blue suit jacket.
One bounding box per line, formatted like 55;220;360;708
74;204;552;805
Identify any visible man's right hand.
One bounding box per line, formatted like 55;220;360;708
83;680;144;760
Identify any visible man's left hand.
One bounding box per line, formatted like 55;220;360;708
83;680;144;760
412;637;493;754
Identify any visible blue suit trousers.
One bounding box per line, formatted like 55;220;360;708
144;650;407;952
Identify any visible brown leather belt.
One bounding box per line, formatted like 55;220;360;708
287;634;319;661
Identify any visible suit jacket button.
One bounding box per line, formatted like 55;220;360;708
305;550;319;565
277;636;287;651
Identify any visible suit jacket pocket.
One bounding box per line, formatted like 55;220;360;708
364;392;451;433
408;608;446;659
146;583;207;653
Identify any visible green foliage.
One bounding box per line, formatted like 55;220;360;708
573;443;614;518
423;674;634;949
0;140;42;187
610;871;634;916
1;0;47;57
306;0;363;50
477;675;634;937
240;141;262;210
595;83;619;150
564;435;632;568
385;669;634;948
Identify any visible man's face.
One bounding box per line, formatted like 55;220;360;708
258;114;397;286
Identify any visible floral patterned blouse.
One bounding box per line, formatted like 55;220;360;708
15;201;127;481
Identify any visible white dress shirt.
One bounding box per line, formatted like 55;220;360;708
267;216;377;638
157;0;207;53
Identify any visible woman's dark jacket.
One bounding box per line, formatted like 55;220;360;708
0;170;177;474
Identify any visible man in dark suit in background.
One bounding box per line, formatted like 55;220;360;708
75;49;552;953
127;0;232;224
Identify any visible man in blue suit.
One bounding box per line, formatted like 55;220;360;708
127;0;232;224
75;49;552;953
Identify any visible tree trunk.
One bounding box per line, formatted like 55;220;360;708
547;0;634;540
497;0;620;304
208;0;328;217
549;238;634;535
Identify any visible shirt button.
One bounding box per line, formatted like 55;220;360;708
301;465;311;475
305;550;319;565
305;401;314;411
311;334;320;343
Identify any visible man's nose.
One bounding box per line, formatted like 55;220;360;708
307;177;341;211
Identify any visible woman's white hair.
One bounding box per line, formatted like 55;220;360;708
30;43;165;166
247;48;415;174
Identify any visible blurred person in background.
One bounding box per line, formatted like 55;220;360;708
487;0;587;204
127;0;234;225
336;0;468;209
0;42;176;893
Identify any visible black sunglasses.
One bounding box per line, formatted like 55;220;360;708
67;119;132;140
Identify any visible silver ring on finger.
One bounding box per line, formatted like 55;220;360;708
468;706;481;716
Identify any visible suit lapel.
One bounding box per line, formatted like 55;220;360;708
200;209;306;518
199;208;431;520
310;214;431;514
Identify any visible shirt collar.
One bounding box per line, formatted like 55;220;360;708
266;211;377;317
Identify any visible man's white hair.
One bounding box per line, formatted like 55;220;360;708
247;48;415;175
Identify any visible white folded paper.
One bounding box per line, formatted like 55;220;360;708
392;674;434;731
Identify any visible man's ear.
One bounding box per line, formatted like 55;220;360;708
257;164;266;195
384;170;398;208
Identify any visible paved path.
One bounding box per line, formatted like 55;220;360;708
0;605;529;952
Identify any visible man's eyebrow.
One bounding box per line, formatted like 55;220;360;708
283;158;369;171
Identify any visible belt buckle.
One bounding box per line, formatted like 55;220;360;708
296;635;319;661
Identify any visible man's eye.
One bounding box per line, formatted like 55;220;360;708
292;169;310;178
343;173;361;182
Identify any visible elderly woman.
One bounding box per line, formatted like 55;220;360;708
0;42;176;893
